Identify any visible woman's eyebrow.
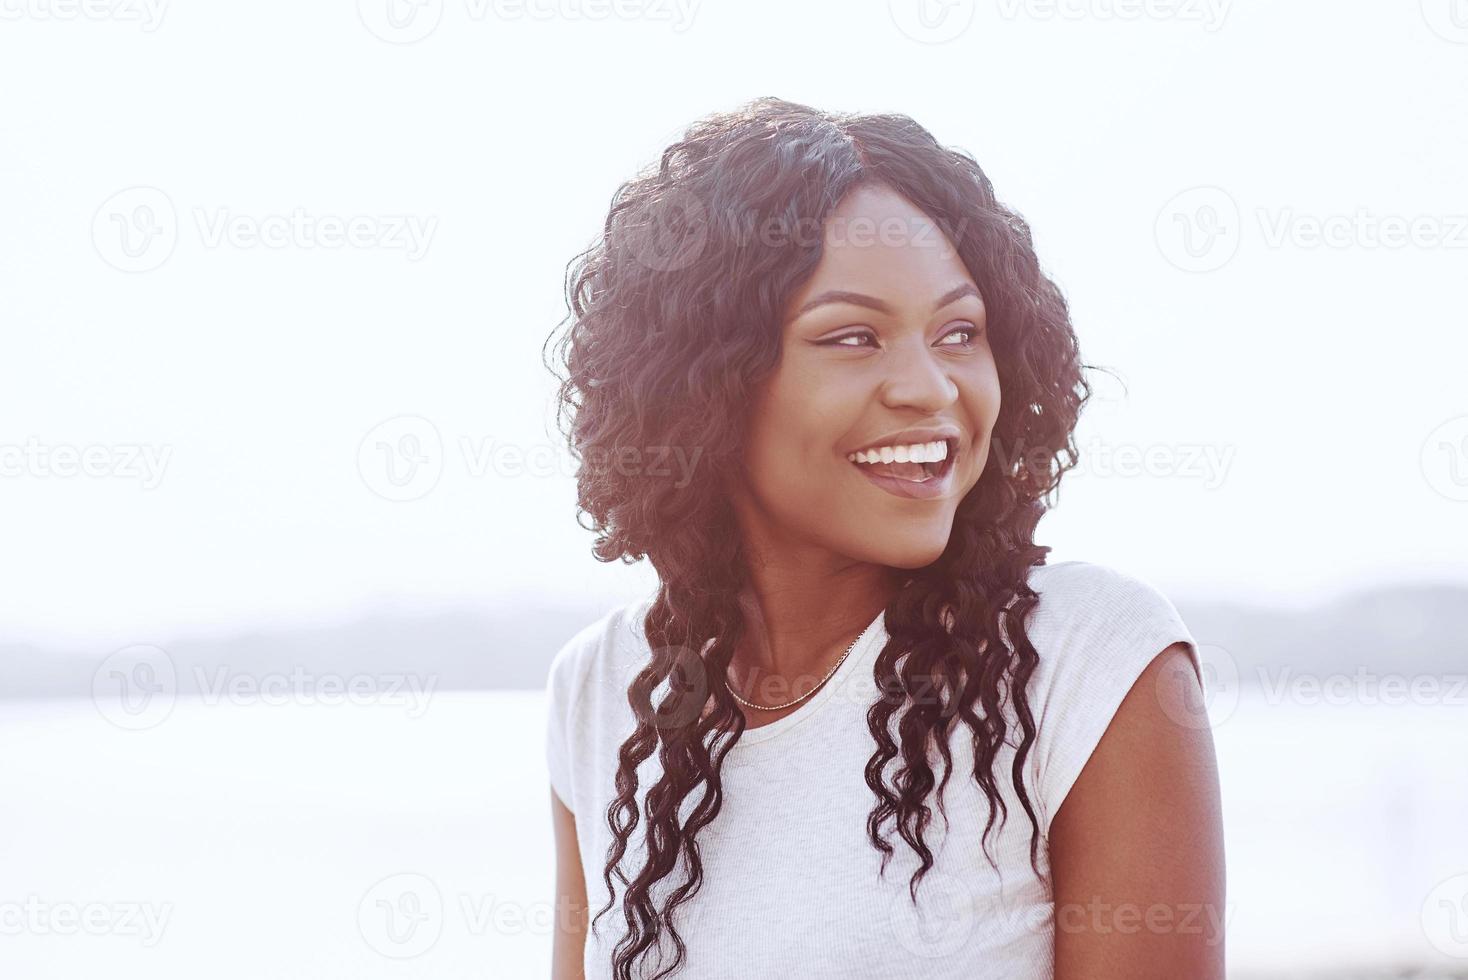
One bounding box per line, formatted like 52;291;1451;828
793;282;980;319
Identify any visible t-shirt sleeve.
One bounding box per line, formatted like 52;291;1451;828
544;631;585;814
1025;563;1203;839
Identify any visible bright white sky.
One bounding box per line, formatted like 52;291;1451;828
2;0;1465;646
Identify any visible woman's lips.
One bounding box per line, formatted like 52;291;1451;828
849;450;957;501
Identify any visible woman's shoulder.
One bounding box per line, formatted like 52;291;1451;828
545;593;656;706
1019;559;1198;677
1013;559;1203;836
1025;557;1155;588
543;595;655;814
1024;559;1184;621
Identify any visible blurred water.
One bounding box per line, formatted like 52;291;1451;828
1;690;1465;978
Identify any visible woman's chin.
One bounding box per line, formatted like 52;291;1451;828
849;532;953;571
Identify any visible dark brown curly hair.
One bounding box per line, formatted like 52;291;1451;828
542;96;1094;980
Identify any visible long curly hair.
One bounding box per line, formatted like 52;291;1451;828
542;96;1093;979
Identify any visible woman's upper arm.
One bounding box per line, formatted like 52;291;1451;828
1050;642;1227;980
551;787;588;980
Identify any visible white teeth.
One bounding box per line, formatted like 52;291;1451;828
847;440;950;465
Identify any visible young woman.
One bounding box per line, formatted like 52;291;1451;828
541;97;1225;980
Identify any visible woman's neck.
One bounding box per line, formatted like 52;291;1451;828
732;560;902;679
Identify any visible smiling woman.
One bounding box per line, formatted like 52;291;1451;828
740;186;998;537
541;97;1224;980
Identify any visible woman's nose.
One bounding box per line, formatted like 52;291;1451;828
879;343;960;412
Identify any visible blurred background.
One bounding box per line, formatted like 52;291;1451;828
2;1;1466;977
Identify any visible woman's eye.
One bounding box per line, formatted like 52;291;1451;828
939;324;983;346
818;324;983;349
820;331;876;348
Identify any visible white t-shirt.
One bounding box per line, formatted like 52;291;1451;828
544;560;1202;979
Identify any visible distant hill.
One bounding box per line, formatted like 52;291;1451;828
3;584;1464;700
1175;583;1468;681
0;598;617;700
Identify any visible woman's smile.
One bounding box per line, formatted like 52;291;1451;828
843;429;963;500
849;448;958;499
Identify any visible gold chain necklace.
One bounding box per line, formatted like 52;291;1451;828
725;627;866;711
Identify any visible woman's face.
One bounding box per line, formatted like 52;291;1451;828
734;182;1002;571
